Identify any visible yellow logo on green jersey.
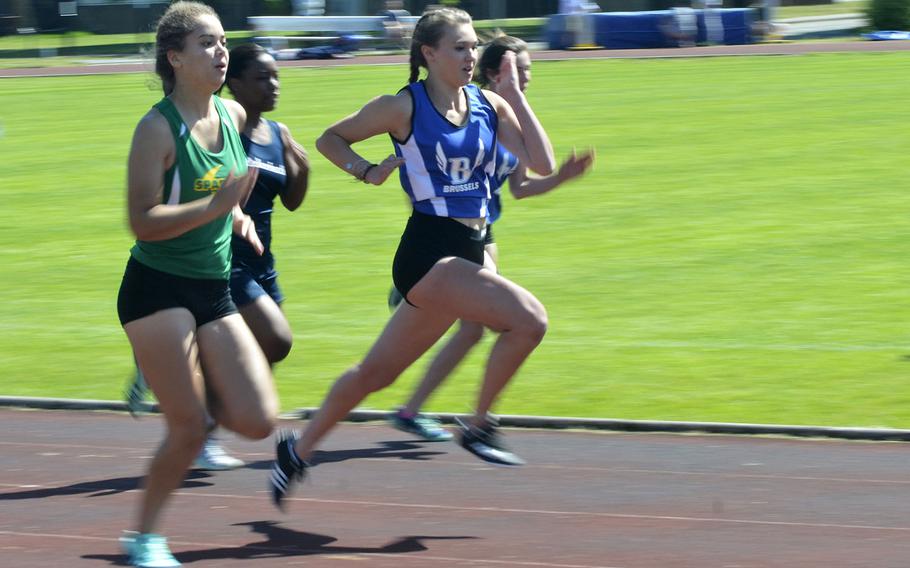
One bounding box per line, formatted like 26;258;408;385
194;166;224;192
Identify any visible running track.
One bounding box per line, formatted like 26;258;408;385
2;408;910;567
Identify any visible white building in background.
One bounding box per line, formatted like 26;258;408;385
292;0;326;16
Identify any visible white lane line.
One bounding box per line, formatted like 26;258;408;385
360;552;620;567
12;479;907;533
4;444;910;486
0;531;619;568
0;441;146;452
170;491;910;533
533;466;910;486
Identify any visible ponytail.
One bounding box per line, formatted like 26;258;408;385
408;42;423;83
407;7;472;83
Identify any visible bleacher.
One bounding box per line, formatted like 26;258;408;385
248;14;418;58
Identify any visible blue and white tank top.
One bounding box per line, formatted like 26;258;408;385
391;81;498;218
232;120;287;275
487;143;519;225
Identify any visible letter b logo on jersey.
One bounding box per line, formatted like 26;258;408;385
447;157;472;184
436;141;487;185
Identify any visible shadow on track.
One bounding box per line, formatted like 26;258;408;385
243;439;448;470
0;470;214;500
83;520;476;565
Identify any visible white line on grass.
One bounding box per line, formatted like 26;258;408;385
0;321;903;351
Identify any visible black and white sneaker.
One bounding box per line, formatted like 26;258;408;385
456;416;525;467
269;430;309;511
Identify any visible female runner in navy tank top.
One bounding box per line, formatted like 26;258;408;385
224;43;310;365
269;7;558;508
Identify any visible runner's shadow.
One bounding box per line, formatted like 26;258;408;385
0;470;213;500
83;520;477;564
244;440;447;470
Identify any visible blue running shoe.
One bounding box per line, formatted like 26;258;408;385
389;408;453;442
120;531;180;567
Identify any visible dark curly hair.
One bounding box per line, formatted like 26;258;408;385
154;1;219;95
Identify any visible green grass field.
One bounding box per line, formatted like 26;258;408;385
1;51;907;427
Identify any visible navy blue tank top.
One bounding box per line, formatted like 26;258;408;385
232;120;287;275
488;143;519;225
391;81;497;219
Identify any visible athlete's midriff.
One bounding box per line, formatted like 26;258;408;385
453;216;486;231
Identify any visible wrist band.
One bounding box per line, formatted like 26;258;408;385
361;164;378;183
346;158;370;180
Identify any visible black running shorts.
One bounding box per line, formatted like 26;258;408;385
117;256;237;326
392;210;486;303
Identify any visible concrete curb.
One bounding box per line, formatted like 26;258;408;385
3;396;910;442
0;396;159;414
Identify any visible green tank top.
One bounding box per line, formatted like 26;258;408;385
130;95;248;279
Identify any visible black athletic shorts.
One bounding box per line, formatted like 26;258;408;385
117;256;238;326
483;224;495;246
392;210;486;303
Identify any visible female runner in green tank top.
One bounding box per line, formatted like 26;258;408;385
115;2;278;566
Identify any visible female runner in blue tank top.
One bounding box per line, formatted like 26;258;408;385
387;34;595;442
269;8;558;508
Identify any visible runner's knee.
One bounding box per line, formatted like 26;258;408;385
456;320;485;344
166;413;209;453
513;298;548;346
262;331;293;364
232;412;276;440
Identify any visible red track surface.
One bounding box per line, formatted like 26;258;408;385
2;408;910;567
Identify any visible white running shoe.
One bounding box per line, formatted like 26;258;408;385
192;437;244;471
120;531;180;567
